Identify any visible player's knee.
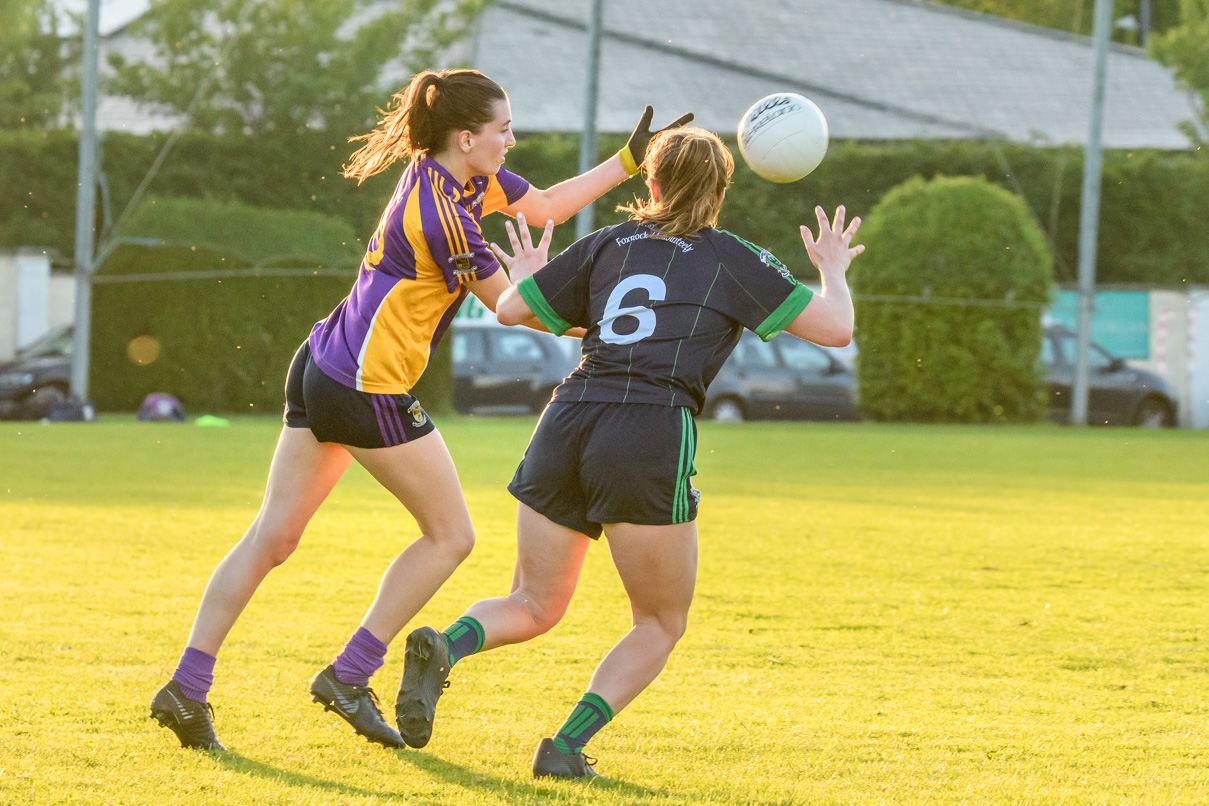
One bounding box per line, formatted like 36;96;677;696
248;518;304;567
644;609;689;646
433;522;475;563
527;597;568;636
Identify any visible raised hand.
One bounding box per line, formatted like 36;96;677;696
801;205;864;275
619;105;695;176
489;211;555;283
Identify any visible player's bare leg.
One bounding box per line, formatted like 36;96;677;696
152;425;352;750
303;429;475;748
394;503;589;748
344;429;477;644
532;520;697;778
590;520;697;710
463;503;590;646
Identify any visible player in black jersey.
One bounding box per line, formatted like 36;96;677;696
396;127;863;777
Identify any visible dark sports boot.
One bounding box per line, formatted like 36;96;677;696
149;680;226;751
394;626;451;748
531;738;600;779
309;664;405;748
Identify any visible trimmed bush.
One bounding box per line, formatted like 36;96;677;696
851;176;1054;423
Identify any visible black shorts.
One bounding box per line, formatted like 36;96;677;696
508;401;699;539
283;341;436;449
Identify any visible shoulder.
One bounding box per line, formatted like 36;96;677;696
712;229;790;273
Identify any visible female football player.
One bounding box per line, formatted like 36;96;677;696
395;126;863;777
149;68;691;752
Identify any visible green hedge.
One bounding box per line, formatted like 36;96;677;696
88;195;458;415
91;244;352;413
4;129;1208;288
851;176;1055;423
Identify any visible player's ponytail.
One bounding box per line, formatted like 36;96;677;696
343;69;507;184
618;127;734;239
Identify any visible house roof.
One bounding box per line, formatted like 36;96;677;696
469;0;1203;149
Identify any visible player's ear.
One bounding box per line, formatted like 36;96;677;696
649;179;661;204
456;129;474;153
719;188;726;205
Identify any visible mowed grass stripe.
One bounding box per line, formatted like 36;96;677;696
1;416;1206;805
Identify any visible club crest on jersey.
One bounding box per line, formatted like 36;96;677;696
759;248;793;281
408;401;428;426
450;253;475;282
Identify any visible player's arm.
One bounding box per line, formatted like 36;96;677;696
784;205;863;347
504;106;693;226
471;214;586;336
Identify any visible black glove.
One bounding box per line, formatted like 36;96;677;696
619;106;695;176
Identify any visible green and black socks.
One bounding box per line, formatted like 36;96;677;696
552;693;614;755
442;617;485;667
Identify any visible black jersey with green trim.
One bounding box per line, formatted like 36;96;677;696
517;220;812;415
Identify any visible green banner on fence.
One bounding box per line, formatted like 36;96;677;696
1048;290;1150;359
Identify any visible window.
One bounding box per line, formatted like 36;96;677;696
492;331;545;362
736;333;777;367
452;330;485;364
777;337;831;372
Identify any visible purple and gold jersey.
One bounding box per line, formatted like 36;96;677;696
309;156;529;393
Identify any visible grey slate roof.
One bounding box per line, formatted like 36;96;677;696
468;0;1204;148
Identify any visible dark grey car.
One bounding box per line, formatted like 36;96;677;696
451;325;579;414
703;331;859;422
0;326;73;420
1042;324;1176;427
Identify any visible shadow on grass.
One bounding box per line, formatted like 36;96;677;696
213;751;404;801
212;748;665;803
398;749;666;800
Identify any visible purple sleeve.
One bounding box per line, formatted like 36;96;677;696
483;168;531;214
423;191;501;291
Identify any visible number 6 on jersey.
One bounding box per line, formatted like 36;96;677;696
599;274;666;345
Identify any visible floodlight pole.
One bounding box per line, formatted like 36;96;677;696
574;0;604;240
70;0;101;400
1071;0;1114;426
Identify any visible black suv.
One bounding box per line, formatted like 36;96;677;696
450;324;579;414
703;331;859;422
1042;324;1176;427
0;326;73;420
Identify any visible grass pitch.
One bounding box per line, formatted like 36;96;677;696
1;416;1207;804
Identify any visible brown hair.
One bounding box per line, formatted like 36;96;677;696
343;69;507;183
617;127;734;238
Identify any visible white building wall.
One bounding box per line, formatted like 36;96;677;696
0;253;17;361
1189;291;1209;430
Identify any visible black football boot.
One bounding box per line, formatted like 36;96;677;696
149;680;225;751
394;626;451;748
309;664;405;748
531;738;600;779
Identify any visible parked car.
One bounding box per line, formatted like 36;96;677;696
703;331;860;422
0;326;73;420
1042;324;1176;427
450;321;579;414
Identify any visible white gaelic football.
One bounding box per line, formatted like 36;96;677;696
737;93;829;183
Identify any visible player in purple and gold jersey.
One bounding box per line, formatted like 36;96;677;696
396;127;864;777
150;68;692;752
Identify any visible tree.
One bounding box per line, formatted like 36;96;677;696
851;176;1054;424
0;0;78;128
105;0;488;137
1150;0;1209;145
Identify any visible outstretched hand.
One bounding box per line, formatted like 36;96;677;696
619;105;695;176
489;211;555;284
801;205;864;275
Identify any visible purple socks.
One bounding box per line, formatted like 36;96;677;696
172;647;217;703
333;626;387;687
